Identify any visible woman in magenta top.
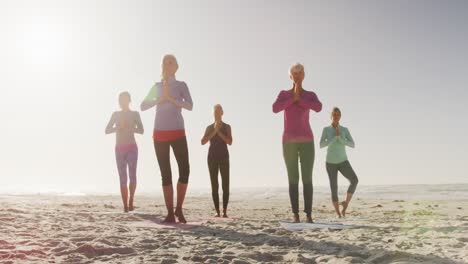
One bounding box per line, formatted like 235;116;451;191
273;63;322;223
141;54;193;223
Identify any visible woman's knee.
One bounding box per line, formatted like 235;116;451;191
180;165;190;183
178;177;189;184
302;174;313;185
162;176;172;186
129;179;137;186
178;170;189;184
288;176;300;185
352;176;359;187
348;176;358;194
120;177;128;187
129;172;137;185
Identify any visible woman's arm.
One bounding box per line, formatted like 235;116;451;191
319;127;337;148
168;82;193;111
297;91;322;112
217;125;233;145
337;128;355;148
272;91;294;113
141;85;160;111
105;112;117;134
201;126;216;145
133;112;144;134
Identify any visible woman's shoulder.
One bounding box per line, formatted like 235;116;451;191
277;89;292;96
175;80;188;88
303;89;318;97
112;111;125;120
152;82;162;89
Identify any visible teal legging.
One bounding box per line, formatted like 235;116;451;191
283;141;314;215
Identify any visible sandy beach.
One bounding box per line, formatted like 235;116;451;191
1;186;467;264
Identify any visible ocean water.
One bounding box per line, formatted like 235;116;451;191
226;184;468;201
1;184;467;201
351;184;468;201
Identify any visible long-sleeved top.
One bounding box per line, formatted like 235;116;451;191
105;110;144;147
272;89;322;143
204;122;231;161
140;76;193;142
319;125;355;164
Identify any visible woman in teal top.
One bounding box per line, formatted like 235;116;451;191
320;107;358;218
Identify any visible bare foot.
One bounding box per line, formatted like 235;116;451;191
129;200;134;211
223;209;228;218
162;213;176;223
306;215;314;223
215;209;221;217
123;207;129;213
175;207;187;224
341;201;348;217
293;214;300;223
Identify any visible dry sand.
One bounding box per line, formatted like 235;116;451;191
0;190;467;263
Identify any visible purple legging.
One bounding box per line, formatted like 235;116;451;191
115;144;138;186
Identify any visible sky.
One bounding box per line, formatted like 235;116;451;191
0;0;467;194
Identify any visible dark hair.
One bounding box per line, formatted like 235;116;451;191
332;107;341;114
119;91;131;101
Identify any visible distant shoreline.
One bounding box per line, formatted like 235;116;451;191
1;183;468;201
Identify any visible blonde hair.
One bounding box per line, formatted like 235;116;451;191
289;63;304;75
161;54;179;80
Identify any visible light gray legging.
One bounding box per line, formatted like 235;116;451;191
326;160;358;202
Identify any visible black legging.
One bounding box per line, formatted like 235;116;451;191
326;160;358;202
208;159;230;210
154;137;190;186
